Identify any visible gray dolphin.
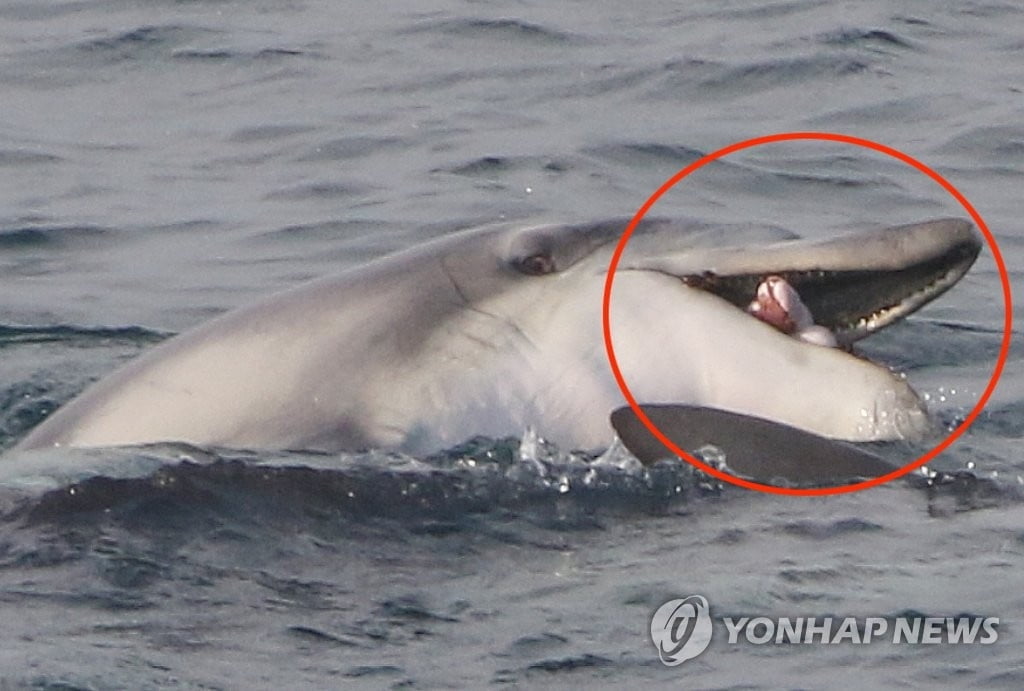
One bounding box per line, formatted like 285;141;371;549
15;217;980;462
610;404;897;486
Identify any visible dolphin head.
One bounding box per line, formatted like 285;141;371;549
456;217;981;446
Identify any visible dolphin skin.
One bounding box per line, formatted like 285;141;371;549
15;218;981;459
610;404;898;486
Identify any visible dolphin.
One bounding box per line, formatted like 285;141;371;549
15;217;981;464
610;404;898;486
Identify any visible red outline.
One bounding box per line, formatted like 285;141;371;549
601;132;1013;496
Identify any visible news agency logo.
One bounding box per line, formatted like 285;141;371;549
650;595;999;666
649;595;713;665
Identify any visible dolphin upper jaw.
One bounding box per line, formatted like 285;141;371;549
624;218;981;346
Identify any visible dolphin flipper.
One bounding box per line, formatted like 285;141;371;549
609;404;897;486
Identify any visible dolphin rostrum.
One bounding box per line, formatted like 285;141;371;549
15;217;981;465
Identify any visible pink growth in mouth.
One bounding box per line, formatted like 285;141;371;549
746;276;837;348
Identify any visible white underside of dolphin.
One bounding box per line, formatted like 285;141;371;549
15;217;980;457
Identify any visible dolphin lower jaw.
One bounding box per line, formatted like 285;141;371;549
851;380;930;442
608;276;930;444
698;338;930;443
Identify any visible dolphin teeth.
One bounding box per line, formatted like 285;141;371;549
679;230;979;347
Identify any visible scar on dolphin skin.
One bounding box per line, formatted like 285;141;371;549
747;275;838;348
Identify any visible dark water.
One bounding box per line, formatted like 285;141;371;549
1;0;1021;687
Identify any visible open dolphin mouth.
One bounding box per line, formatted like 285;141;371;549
675;219;981;346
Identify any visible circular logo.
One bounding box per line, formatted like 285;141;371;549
650;595;713;666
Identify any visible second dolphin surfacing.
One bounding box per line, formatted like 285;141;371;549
16;218;981;462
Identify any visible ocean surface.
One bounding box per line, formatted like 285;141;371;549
0;0;1021;687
